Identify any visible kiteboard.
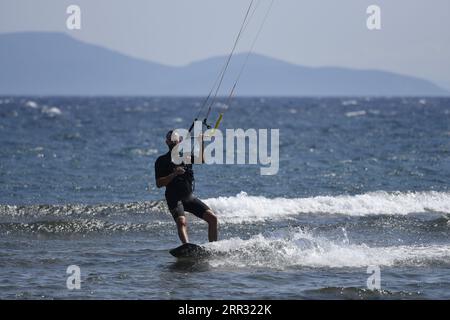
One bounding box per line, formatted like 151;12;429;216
169;243;210;259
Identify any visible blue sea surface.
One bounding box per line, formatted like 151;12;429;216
0;97;449;299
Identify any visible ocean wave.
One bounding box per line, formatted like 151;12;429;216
204;229;450;269
0;218;172;234
1;191;449;223
0;201;166;218
204;191;450;223
341;99;359;106
18;100;61;116
24;100;38;109
345;110;366;117
302;287;422;299
131;148;158;156
41;106;62;116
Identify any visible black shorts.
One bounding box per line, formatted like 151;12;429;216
168;195;210;221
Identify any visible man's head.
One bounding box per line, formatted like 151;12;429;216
165;130;181;149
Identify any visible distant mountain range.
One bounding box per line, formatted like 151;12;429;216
0;32;447;96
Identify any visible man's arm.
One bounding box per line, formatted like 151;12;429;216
156;167;185;188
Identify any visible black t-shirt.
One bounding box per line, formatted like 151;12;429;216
155;151;194;207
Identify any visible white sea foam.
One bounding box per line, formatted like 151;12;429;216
205;229;450;269
341;99;358;106
41;106;62;116
345;110;366;117
131;148;158;156
214;102;229;110
204;191;450;223
24;100;38;109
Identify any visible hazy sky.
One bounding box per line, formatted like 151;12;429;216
1;0;450;90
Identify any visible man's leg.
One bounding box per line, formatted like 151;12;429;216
183;197;218;242
170;201;189;244
202;210;218;242
176;216;189;244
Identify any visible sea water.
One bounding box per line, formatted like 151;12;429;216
0;97;449;299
